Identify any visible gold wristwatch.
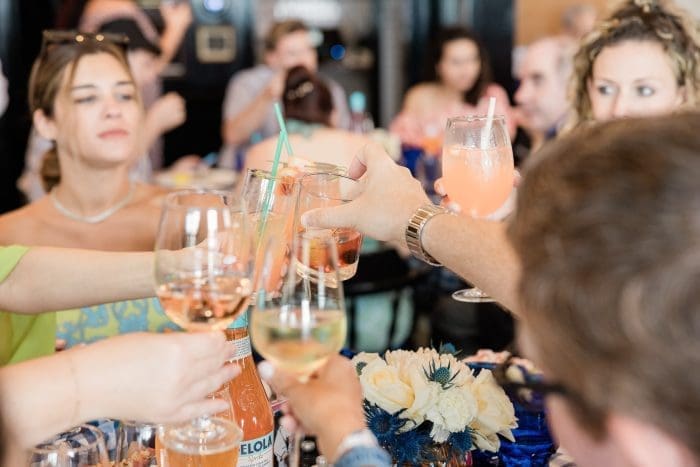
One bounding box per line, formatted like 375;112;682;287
405;204;448;266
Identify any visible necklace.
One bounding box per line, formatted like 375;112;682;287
50;182;135;224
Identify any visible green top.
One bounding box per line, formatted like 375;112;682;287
0;246;56;365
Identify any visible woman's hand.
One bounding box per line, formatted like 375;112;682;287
73;332;240;424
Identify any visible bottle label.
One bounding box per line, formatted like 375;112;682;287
238;431;274;467
230;335;252;361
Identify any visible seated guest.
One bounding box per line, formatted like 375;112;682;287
514;36;576;155
21;1;192;200
262;113;700;467
0;31;174;363
221;20;350;165
244;66;372;173
0;245;238;463
390;26;515;153
566;0;700;129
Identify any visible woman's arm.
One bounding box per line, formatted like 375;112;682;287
0;248;153;314
0;331;239;450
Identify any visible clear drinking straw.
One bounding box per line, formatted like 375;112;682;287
480;96;497;149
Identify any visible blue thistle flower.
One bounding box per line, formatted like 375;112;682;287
447;428;474;456
392;424;433;464
438;342;458;355
423;358;461;390
363;402;408;446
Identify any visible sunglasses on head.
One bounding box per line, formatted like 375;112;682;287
40;29;130;57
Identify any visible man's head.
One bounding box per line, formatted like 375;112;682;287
514;36;575;134
263;20;317;72
508;113;700;466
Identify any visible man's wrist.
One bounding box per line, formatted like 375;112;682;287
405;204;450;266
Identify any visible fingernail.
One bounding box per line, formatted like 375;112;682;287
257;361;275;381
300;213;309;228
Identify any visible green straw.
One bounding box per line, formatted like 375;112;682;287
257;103;293;239
274;103;295;160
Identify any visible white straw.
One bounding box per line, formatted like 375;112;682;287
480;96;497;149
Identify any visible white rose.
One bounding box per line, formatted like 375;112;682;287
359;358;414;414
425;386;478;441
352;352;381;371
384;349;422;383
472;431;501;452
471;370;517;441
402;372;441;427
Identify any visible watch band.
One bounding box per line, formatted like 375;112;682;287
405;204;448;266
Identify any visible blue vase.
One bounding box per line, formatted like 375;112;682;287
467;363;555;467
498;403;554;466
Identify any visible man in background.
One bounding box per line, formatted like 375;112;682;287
221;19;350;166
514;36;576;156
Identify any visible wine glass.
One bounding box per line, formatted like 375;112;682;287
298;172;363;286
30;424;110;466
154;189;253;331
153;189;251;462
250;230;348;466
116;420;157;466
441;115;514;302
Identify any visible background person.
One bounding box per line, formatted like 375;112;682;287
221;19;350;166
244;65;371;173
513;36;576;156
566;0;700;129
390;26;515;151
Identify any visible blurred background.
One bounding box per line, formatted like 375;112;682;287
5;0;699;213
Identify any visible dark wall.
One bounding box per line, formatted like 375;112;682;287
472;0;515;98
0;0;56;214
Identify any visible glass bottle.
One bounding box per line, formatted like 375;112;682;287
226;312;275;467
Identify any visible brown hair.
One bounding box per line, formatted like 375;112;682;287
424;27;493;106
567;0;700;129
508;112;700;456
264;19;309;52
283;65;333;126
29;31;138;192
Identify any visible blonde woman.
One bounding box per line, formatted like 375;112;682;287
566;0;700;129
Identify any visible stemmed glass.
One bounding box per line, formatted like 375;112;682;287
250;230;348;466
441;115;514;302
30;424;110;466
154;189;250;463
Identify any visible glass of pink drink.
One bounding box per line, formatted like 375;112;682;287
153;190;252;460
441;115;514;302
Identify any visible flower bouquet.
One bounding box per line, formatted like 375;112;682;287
352;345;518;466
